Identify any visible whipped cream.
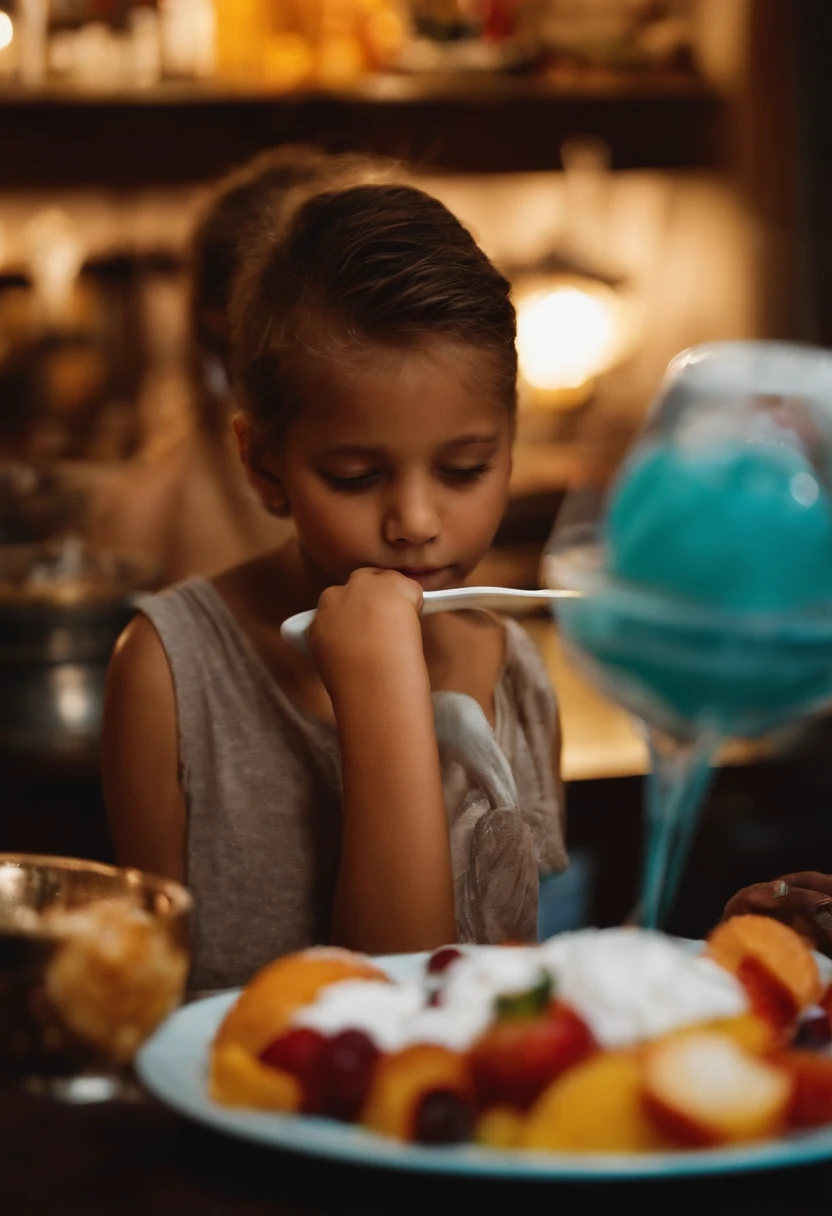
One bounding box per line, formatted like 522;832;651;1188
538;928;748;1048
290;929;749;1053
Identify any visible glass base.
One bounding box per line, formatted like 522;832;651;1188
20;1068;144;1104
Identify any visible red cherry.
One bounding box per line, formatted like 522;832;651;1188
319;1029;380;1122
413;1088;474;1144
427;947;464;975
259;1027;328;1112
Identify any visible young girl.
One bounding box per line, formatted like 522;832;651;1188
102;177;567;991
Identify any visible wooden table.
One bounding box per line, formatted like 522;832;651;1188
2;1082;832;1215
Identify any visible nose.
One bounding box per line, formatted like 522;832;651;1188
382;476;441;547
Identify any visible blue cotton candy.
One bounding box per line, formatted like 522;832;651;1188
605;439;832;612
554;435;832;738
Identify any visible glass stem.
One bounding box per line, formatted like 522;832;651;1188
640;730;719;930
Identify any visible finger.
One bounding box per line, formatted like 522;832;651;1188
722;884;773;920
394;573;424;613
745;885;832;916
776;872;832;898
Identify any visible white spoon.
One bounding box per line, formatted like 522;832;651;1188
280;585;579;656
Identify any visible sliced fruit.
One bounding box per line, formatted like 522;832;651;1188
523;1052;667;1153
475;1105;526;1150
736;956;798;1035
470;1001;596;1110
643;1031;792;1147
783;1050;832;1128
210;1042;301;1111
360;1044;472;1142
689;1012;779;1057
214;948;387;1056
707;914;822;1015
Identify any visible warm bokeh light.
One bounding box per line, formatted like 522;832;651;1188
516;283;622;393
0;13;13;52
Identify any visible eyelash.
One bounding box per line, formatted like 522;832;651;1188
322;464;492;493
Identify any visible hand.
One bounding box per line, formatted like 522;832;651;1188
307;568;424;694
722;872;832;957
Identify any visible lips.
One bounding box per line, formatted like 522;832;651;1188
391;566;455;589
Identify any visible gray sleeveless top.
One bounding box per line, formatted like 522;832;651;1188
139;578;567;991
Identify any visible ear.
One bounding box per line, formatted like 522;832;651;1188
232;413;292;518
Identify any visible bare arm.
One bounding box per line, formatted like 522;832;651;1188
310;570;456;954
101;615;186;883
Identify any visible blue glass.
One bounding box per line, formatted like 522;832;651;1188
544;341;832;928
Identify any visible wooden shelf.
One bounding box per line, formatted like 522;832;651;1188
0;71;727;188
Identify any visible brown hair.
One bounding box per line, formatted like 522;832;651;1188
231;181;517;442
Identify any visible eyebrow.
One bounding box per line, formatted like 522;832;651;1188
319;445;387;459
320;433;501;458
443;432;501;448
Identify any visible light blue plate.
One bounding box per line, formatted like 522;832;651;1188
135;951;832;1180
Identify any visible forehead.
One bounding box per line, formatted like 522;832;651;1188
291;341;509;447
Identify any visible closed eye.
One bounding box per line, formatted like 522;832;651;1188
439;463;492;484
321;471;380;492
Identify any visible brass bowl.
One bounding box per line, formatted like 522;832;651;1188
0;854;191;1092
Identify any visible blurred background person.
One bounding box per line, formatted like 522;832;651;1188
86;144;394;583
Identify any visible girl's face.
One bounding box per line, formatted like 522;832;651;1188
248;341;513;591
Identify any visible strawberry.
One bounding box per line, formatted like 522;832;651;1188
470;1001;596;1110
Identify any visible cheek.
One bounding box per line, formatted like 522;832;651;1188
457;470;511;544
464;469;510;532
289;484;375;564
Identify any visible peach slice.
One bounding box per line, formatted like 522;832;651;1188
523;1053;668;1154
643;1031;792;1147
671;1013;779;1057
360;1044;472;1143
475;1105;526;1150
213;947;388;1056
707;915;823;1019
210;1042;301;1111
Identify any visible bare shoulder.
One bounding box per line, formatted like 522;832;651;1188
107;612;174;699
104;614;178;754
103;614;185;880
